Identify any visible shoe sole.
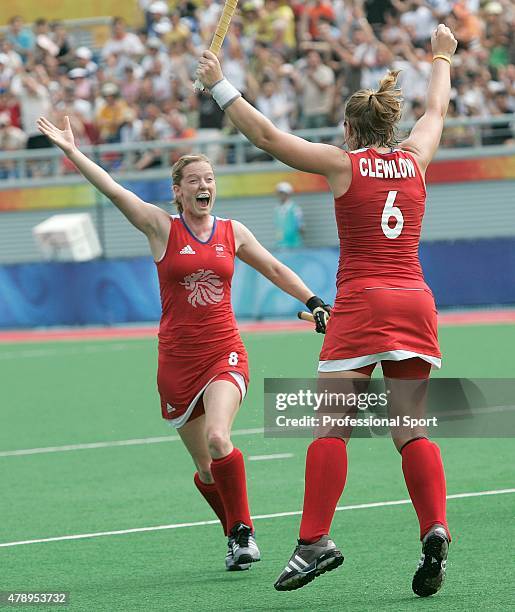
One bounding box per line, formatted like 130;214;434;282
226;562;251;572
274;550;344;591
412;534;449;597
233;552;261;566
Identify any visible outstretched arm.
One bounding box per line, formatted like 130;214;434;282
37;116;169;239
197;51;345;179
233;221;331;333
400;25;458;172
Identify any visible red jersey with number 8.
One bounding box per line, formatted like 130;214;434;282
319;148;441;371
155;214;249;424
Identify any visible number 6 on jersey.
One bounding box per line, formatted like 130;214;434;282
381;190;404;239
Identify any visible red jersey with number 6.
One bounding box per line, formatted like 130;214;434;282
336;147;426;286
319;148;441;371
155;214;249;423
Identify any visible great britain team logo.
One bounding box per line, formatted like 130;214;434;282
180;268;224;307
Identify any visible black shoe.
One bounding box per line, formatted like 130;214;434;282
229;522;261;567
274;535;344;592
412;525;449;597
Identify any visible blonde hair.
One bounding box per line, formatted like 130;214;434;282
344;71;403;150
171;154;213;213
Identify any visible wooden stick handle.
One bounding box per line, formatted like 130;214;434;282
297;311;315;323
209;0;239;55
194;0;239;91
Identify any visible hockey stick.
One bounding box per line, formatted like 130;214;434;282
194;0;240;91
297;311;315;323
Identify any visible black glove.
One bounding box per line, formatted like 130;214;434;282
306;295;332;334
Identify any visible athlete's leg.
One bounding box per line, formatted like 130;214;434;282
203;378;259;565
178;413;228;534
383;358;450;597
275;367;372;592
203;380;253;522
383;358;449;538
300;367;372;543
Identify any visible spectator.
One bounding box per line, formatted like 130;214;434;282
0;88;21;129
10;71;51;148
0;0;513;173
68;68;94;100
50;20;74;67
101;17;145;59
256;78;293;131
296;50;335;128
34;18;60;62
163;11;192;46
141;37;170;73
95;82;133;143
147;1;172;38
0;54;14;90
74;47;98;76
274;182;304;249
6;16;35;63
120;65;143;104
0;112;27;178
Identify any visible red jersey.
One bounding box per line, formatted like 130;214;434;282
320;147;440;369
156;214;245;358
335;148;426;287
155;214;249;422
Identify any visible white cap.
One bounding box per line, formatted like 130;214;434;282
484;1;502;14
149;1;168;13
75;46;93;60
68;67;88;79
276;181;293;194
101;82;120;96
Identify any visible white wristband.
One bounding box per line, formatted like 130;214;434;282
210;78;241;110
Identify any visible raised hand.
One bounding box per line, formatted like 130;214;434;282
431;24;458;60
36;115;76;156
196;50;224;89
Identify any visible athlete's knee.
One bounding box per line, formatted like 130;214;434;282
206;428;232;458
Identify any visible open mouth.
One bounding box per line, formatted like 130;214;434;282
196;193;211;208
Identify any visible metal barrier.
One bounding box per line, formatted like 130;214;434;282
0;115;513;188
0;17;111;49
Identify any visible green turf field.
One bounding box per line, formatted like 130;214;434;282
1;324;514;611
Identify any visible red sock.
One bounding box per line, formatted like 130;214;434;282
299;437;347;543
193;472;228;535
210;448;253;533
401;438;451;540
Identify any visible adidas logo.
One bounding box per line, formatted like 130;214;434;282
166;403;176;413
180;245;196;255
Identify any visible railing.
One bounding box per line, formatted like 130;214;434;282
0;115;513;188
0;17;111;49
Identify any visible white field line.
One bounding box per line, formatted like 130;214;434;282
0;488;513;549
0;428;265;458
0;343;136;360
248;453;294;461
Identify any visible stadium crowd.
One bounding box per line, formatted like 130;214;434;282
0;0;513;174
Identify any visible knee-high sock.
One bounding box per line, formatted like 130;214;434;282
401;438;451;540
194;472;228;535
299;437;347;543
210;447;253;533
